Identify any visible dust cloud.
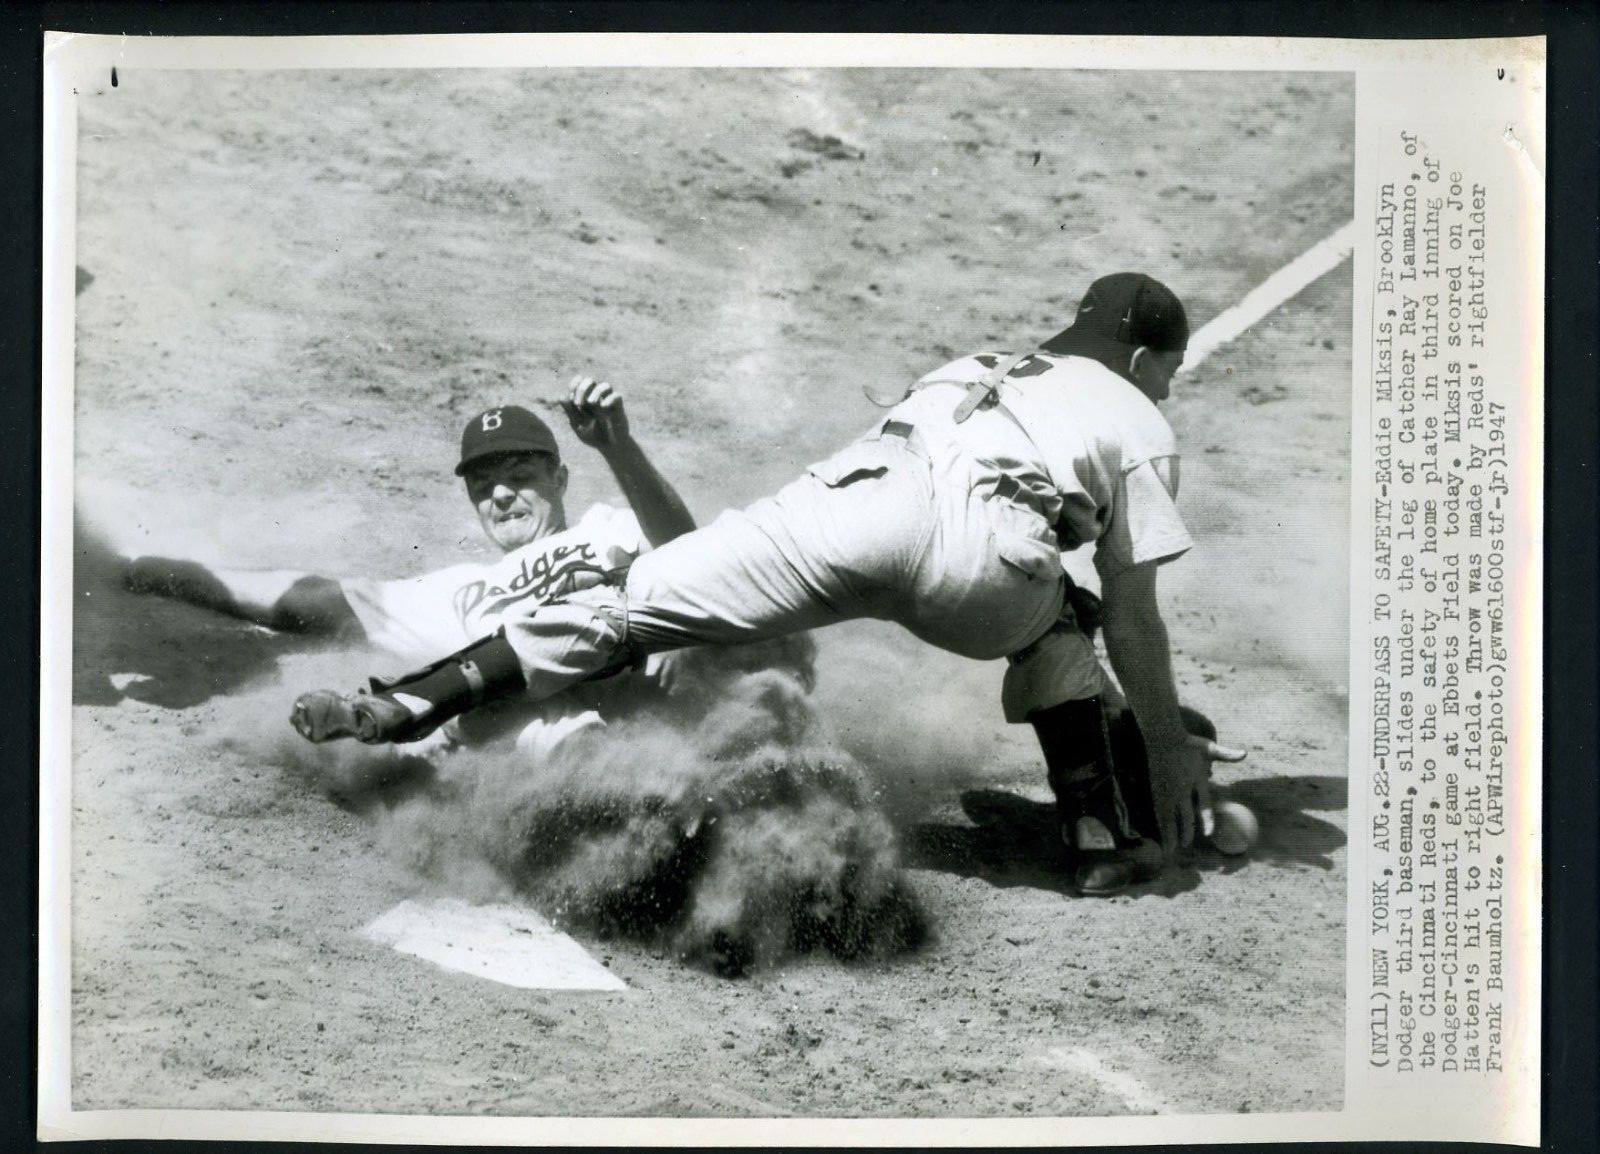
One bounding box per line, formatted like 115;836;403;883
267;636;935;977
79;489;959;978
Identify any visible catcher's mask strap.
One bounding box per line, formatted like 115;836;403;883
952;349;1038;424
900;346;1066;497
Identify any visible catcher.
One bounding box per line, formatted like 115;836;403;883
289;273;1248;895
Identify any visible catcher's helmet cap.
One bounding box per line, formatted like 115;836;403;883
456;405;560;475
1043;273;1189;363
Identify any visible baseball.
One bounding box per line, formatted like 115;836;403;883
1209;801;1259;856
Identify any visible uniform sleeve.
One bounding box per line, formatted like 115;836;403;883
1092;454;1193;580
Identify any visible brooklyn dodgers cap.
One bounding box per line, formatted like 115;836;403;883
455;405;560;475
1042;273;1190;364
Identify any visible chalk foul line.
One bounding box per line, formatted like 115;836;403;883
1035;1046;1175;1115
1181;220;1356;373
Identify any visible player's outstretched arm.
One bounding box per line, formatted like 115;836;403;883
560;375;696;548
1099;560;1213;859
123;556;362;637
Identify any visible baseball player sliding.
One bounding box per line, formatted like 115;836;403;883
125;377;755;759
292;273;1246;895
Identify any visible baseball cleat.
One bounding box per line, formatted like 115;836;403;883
1063;815;1132;897
1073;856;1137;897
1060;810;1161;898
291;690;412;744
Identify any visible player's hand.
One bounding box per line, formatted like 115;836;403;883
560;375;630;450
1186;733;1247;843
1152;734;1247;857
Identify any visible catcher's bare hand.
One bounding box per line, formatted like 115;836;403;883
1154;733;1248;857
1187;733;1247;842
560;375;630;449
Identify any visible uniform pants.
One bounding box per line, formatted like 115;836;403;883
497;431;1079;706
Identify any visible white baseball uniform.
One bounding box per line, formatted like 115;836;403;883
479;351;1191;723
340;503;646;668
339;503;667;754
894;351;1192;721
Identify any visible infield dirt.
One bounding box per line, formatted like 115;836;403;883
68;67;1352;1117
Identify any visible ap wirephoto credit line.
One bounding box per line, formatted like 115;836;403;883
1347;59;1542;1145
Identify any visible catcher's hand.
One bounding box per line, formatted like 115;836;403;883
1185;733;1248;843
560;375;630;449
1153;733;1248;857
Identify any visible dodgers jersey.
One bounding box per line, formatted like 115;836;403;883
890;351;1192;579
340;503;646;667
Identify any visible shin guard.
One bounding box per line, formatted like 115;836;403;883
1030;696;1154;894
1030;696;1141;850
345;628;527;744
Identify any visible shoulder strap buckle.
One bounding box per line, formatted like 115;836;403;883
952;349;1038;424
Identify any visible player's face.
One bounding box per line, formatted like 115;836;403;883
1130;348;1184;403
464;452;569;553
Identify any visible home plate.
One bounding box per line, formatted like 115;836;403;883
361;898;626;991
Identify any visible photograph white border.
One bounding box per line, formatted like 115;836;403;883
40;30;1544;1147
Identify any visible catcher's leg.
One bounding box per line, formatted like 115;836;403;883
1030;696;1158;896
1003;606;1157;896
